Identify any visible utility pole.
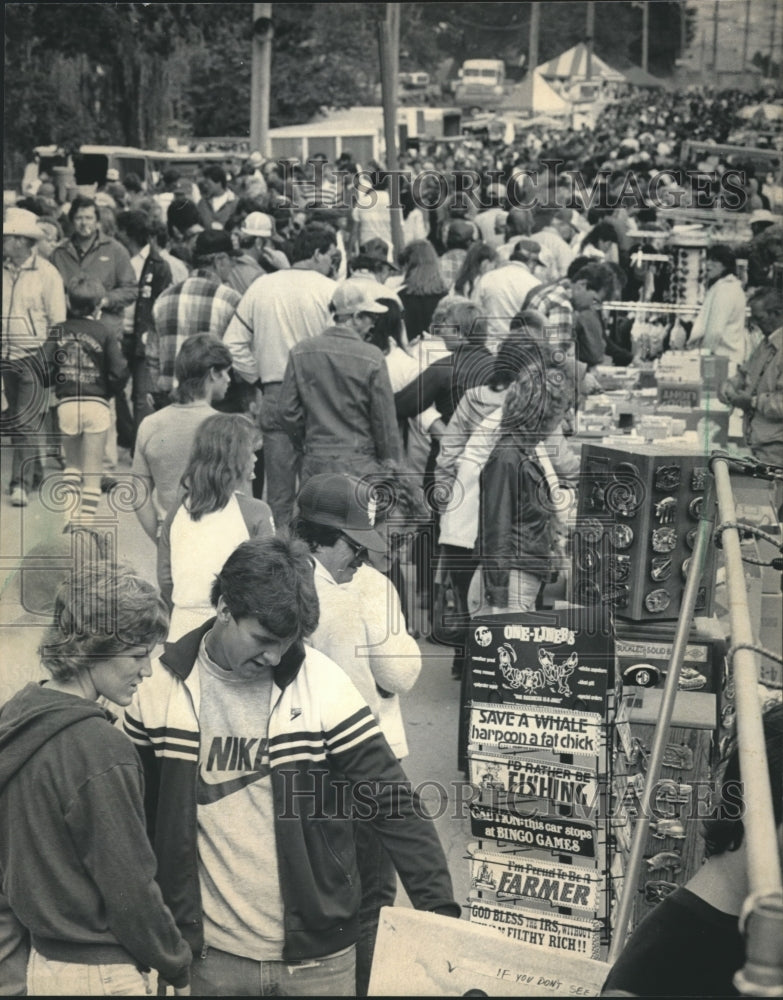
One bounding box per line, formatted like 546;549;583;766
711;0;719;80
642;2;650;72
586;0;595;80
770;0;778;74
779;0;783;84
680;0;688;62
742;0;751;72
700;22;706;75
377;2;404;259
250;3;272;155
529;1;541;76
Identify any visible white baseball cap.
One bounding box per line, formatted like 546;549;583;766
240;212;275;238
331;280;389;316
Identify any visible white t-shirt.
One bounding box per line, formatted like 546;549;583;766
169;493;250;641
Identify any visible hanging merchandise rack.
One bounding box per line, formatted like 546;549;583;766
605;454;783;996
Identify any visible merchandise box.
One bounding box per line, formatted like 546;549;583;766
614;616;726;730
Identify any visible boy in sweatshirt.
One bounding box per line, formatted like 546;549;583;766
47;276;128;525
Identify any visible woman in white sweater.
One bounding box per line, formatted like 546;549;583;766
157;413;275;641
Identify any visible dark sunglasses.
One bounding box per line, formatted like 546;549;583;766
342;534;368;564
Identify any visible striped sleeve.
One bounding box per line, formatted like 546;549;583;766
268;706;379;769
124;713;200;763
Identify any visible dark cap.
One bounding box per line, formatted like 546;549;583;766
445;219;476;249
194;230;236;258
554;207;575;225
511;238;544;268
297;474;386;553
359;238;400;271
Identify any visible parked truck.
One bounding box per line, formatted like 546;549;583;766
452;59;507;111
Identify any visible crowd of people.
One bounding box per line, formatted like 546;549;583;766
2;80;783;997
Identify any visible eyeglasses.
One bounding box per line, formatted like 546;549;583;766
341;534;368;565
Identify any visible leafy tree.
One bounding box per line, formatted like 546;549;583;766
2;0;693;183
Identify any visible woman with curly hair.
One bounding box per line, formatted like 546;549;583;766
478;364;575;613
157;412;274;641
0;560;192;995
398;239;448;342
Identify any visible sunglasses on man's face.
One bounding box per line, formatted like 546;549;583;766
341;534;368;565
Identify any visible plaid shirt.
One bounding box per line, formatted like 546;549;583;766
524;279;575;347
147;273;241;392
439;249;466;290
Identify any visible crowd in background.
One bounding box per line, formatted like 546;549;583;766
2;79;783;998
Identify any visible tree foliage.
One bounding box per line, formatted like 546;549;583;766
3;1;689;180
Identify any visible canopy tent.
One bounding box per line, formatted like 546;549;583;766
738;102;783;121
620;64;671;89
537;43;628;83
498;69;571;115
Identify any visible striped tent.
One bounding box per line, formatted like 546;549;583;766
537;43;628;83
498;70;571;115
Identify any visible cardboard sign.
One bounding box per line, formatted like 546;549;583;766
470;804;599;860
468;614;613;714
467;898;603;960
468;844;603;913
469;751;599;816
369;906;610;996
657;383;701;408
469;702;602;757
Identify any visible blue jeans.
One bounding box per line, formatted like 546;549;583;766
26;949;152;996
190;944;356;997
259;381;300;532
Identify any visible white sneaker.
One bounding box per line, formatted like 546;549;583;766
10;486;28;507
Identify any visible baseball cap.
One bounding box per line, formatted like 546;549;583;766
750;209;777;226
511;238;545;268
554;207;576;228
297;474;386;552
240;212;275;238
194;230;236;258
105;168;120;183
331;280;388;317
354;237;400;273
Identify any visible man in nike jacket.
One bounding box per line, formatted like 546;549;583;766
123;535;460;996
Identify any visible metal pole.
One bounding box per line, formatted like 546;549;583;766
378;2;404;260
586;1;595;80
712;459;783;897
712;456;783;996
250;3;272;156
607;474;717;965
770;0;778;70
529;1;541;76
642;2;650;73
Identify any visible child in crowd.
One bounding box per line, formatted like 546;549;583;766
47;276;128;526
